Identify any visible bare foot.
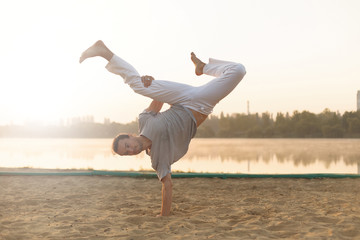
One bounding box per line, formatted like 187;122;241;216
79;40;113;63
191;52;205;76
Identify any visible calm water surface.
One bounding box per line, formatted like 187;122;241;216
0;138;359;174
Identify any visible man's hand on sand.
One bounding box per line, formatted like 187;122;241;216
141;75;154;88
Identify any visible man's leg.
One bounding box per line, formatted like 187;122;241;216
79;40;114;63
105;54;198;106
185;56;247;115
106;52;245;114
80;41;246;114
80;41;196;106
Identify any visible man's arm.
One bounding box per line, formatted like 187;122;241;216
159;173;172;216
146;100;164;113
141;75;154;88
141;75;164;113
141;75;170;216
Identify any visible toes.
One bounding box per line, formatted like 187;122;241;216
191;52;200;64
191;52;197;60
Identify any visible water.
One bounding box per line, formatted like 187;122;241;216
0;138;359;174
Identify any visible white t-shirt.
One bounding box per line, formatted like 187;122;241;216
139;104;197;180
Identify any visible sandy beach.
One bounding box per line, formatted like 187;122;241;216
1;176;359;239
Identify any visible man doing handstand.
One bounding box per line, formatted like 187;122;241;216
79;40;246;216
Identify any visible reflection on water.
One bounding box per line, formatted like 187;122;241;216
182;139;360;174
0;138;359;174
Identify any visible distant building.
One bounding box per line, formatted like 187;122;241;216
104;118;110;125
357;90;360;111
67;115;95;125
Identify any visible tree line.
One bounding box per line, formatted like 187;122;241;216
196;109;360;138
1;109;360;138
0;121;139;138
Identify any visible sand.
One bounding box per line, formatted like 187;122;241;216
1;176;360;239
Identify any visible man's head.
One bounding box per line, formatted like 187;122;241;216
112;133;144;156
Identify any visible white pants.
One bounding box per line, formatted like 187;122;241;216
105;55;246;115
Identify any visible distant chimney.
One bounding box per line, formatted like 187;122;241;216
357;90;360;111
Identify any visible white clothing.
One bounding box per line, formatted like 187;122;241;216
105;55;246;115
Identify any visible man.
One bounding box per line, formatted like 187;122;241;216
80;40;246;216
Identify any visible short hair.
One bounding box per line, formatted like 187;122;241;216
112;134;130;155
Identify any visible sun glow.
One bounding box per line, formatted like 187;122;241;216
3;34;78;124
1;0;360;125
0;6;94;125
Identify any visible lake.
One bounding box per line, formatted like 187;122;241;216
0;138;359;174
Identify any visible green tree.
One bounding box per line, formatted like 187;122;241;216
293;111;321;138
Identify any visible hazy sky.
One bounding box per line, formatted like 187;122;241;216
1;0;359;125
